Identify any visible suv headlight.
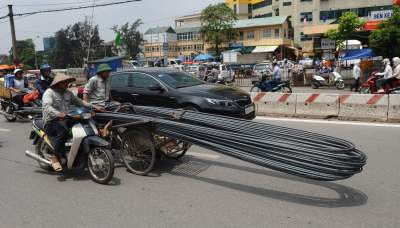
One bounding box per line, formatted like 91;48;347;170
205;98;234;107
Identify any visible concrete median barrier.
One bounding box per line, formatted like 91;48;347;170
388;94;400;122
296;93;340;118
251;92;296;117
339;94;389;121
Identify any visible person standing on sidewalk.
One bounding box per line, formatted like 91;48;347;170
351;61;361;92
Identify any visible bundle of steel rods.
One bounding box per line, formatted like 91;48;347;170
96;106;367;181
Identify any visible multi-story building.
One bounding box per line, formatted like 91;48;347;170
227;0;394;44
175;14;205;61
143;26;178;61
43;36;56;52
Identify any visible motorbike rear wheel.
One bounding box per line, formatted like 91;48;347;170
35;139;52;170
311;81;319;89
121;128;156;176
87;147;115;184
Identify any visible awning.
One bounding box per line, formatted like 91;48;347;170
339;49;374;61
252;45;278;53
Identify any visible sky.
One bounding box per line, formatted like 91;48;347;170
0;0;221;54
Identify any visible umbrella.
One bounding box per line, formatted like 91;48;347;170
194;54;214;62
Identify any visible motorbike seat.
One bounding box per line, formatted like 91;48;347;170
33;119;45;130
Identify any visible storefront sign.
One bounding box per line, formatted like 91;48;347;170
302;41;314;53
364;20;384;31
369;10;392;20
321;39;335;50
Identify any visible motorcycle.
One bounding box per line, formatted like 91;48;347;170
25;108;115;185
250;80;292;93
0;88;41;122
311;71;345;90
359;71;400;94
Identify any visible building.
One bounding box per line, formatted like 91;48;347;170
226;0;394;44
143;26;177;62
174;14;205;61
43;36;56;52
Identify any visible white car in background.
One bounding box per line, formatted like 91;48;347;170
252;62;272;77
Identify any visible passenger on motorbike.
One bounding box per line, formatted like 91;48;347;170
382;57;400;91
83;63;112;106
262;61;281;92
42;73;102;171
34;64;53;98
376;58;393;91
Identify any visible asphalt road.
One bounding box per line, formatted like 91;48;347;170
0;117;399;228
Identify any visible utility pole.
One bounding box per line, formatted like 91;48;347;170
8;5;18;61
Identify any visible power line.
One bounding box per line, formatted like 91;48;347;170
13;0;141;17
13;0;106;7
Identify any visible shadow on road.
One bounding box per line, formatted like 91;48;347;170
154;156;368;208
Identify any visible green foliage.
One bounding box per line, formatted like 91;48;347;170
111;19;143;59
369;6;400;58
325;11;364;49
200;3;238;56
49;17;106;68
9;39;36;69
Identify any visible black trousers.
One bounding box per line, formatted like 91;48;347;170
351;78;360;92
44;120;70;159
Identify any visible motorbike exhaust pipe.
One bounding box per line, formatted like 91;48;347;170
25;150;52;166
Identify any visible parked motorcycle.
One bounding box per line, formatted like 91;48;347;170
0;88;41;122
250;80;292;93
25;108;115;185
311;71;345;90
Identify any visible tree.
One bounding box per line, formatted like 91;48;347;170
325;11;365;49
50;17;104;68
112;19;143;59
9;39;36;68
200;3;238;56
369;6;400;58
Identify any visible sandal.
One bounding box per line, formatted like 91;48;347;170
51;161;63;172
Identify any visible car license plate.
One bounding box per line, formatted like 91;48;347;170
245;105;255;115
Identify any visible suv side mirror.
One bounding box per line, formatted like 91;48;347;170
148;84;164;92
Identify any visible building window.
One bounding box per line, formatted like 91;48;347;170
233;4;237;14
263;28;271;38
274;28;280;38
247;31;255;39
283;2;291;6
319;5;392;21
239;31;244;40
300;0;312;2
252;0;272;10
300;12;313;22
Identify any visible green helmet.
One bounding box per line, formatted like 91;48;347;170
96;63;112;74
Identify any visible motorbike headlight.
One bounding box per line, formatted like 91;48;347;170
81;113;92;120
205;98;234;107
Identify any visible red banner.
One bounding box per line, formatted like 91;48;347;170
394;0;400;5
364;20;384;31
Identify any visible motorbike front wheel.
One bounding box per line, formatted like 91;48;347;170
336;81;345;90
359;87;371;94
35;139;52;170
4;105;17;122
87;147;115;184
250;86;261;92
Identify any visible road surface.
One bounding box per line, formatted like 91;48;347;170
0;117;399;228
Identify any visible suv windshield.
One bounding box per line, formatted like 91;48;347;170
157;71;204;88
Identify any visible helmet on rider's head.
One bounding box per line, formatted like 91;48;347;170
14;68;23;75
40;64;52;77
382;58;390;64
392;57;400;67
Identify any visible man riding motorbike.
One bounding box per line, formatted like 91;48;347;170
262;61;281;92
42;73;102;171
7;69;29;107
34;64;53;98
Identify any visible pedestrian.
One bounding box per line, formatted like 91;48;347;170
351;61;361;92
376;58;393;91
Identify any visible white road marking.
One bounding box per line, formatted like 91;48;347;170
186;152;220;160
255;116;400;128
0;128;11;132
